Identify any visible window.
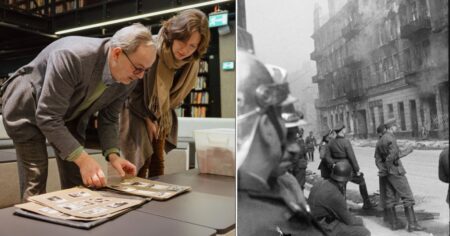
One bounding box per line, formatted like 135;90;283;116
378;105;385;126
387;104;394;118
346;111;352;132
404;48;412;72
393;53;400;79
398;102;406;130
422;40;430;67
387;57;394;81
411;1;418;21
382;59;388;83
370;107;376;134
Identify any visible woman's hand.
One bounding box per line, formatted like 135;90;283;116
145;118;159;141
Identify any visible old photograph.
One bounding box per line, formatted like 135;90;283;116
237;0;448;235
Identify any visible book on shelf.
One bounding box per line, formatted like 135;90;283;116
175;107;185;117
194;76;207;90
191;107;207;118
199;60;208;73
190;91;209;104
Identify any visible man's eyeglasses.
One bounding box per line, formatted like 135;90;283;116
122;50;149;75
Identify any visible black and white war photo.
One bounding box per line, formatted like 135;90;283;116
237;0;448;235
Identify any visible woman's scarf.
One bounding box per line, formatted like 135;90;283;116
144;34;200;137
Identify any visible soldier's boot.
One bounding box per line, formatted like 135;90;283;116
360;184;377;209
386;207;405;230
404;206;426;232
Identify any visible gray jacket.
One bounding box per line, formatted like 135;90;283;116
1;36;137;160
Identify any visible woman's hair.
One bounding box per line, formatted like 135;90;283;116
160;9;210;59
110;23;154;54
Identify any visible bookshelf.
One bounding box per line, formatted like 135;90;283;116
175;60;210;118
4;0;97;16
175;29;221;118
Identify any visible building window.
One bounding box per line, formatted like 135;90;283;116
422;40;430;67
370;107;376;134
393;53;400;79
378;105;385;126
346;111;351;132
404;48;412;72
382;59;388;83
387;104;394;118
398;102;406;130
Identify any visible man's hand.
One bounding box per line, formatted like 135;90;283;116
109;153;137;178
73;151;106;188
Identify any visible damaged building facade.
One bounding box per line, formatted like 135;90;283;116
311;0;448;139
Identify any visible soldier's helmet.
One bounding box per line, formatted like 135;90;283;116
321;127;333;142
376;124;385;136
330;161;352;182
237;51;297;167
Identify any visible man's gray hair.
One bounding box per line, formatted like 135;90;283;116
110;23;154;53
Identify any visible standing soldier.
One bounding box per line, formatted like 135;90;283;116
327;122;376;210
378;118;425;232
294;127;308;189
374;124;404;230
237;51;323;236
306;131;317;162
438;147;449;205
317;128;335;179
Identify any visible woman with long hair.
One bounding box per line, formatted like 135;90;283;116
120;9;210;177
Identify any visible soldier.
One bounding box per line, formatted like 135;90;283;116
378;118;425;232
438;147;449;205
327;123;376;209
283;111;308;190
317;128;335;179
293;127;308;189
308;161;371;236
374;124;404;230
305;131;317;162
237;51;323;236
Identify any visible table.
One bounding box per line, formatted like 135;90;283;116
152;169;235;197
0;207;215;236
138;169;236;234
0;169;235;235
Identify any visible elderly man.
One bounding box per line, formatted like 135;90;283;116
1;23;156;201
237;51;323;236
378;118;425;232
327;123;376;210
308;161;371;236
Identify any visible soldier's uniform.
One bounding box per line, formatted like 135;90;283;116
377;132;415;208
305;134;317;161
294;135;308;189
327;124;374;209
318;129;333;179
377;118;425;232
308;179;371;236
374;124;404;229
438;147;449;204
238;171;323;236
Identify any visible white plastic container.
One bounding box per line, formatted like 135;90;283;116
194;128;235;176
